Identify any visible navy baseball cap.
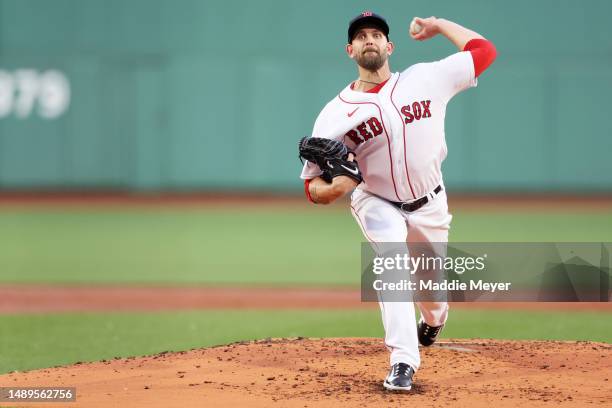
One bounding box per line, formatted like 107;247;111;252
348;11;390;43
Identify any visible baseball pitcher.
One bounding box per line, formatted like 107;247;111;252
298;11;496;390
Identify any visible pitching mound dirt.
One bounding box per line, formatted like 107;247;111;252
1;338;610;408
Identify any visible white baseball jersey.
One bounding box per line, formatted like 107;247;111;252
300;51;476;202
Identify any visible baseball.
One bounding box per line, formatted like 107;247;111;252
410;19;422;34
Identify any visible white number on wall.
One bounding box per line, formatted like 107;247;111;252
0;71;14;117
0;69;71;119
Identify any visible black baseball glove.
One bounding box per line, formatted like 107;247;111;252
298;136;363;184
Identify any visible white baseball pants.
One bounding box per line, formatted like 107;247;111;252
350;187;451;370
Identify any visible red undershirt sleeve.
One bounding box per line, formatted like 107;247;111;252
304;179;315;203
463;38;497;78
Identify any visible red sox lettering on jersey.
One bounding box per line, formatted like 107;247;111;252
301;51;477;202
347;100;433;146
401;100;432;123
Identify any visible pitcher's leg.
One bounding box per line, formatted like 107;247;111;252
407;191;451;328
351;189;421;370
378;301;421;368
418;302;449;327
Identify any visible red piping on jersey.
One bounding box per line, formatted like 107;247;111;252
338;93;401;202
304;179;315;203
389;74;417;200
463;38;497;77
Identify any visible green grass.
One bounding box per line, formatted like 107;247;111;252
1;207;611;285
451;211;612;242
0;308;610;374
0;310;382;373
1;206;610;375
0;208;361;285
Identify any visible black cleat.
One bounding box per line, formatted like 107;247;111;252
418;320;444;346
383;362;414;391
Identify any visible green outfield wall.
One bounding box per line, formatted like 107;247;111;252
0;0;610;192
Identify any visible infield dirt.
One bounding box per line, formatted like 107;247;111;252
1;285;611;313
1;337;610;408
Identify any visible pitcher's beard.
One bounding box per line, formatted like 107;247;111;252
356;51;387;71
